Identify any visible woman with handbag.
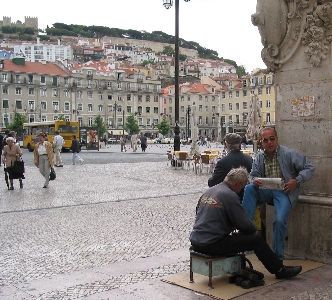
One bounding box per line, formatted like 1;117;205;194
2;137;24;190
33;132;54;188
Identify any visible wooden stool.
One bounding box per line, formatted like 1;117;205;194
189;249;244;289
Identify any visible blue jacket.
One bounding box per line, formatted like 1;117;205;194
251;145;315;207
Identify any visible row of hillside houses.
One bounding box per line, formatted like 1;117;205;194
0;57;275;139
1;37;237;80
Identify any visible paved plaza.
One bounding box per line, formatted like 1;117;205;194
0;144;331;299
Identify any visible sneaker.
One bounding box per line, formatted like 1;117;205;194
275;266;302;279
8;186;14;190
43;185;48;188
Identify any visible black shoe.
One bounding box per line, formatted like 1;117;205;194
9;186;14;190
275;266;302;279
20;181;23;189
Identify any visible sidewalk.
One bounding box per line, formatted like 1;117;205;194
0;150;330;300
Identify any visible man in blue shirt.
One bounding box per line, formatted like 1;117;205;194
242;127;315;261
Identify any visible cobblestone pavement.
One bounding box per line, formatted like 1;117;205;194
0;145;331;300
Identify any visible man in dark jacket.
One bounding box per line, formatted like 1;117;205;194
71;135;84;165
190;167;302;280
208;133;252;199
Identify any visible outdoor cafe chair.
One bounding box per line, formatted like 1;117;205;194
200;154;214;174
175;152;191;170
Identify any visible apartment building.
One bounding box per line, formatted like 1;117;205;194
0;58;162;137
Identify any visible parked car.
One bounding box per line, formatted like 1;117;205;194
107;138;119;144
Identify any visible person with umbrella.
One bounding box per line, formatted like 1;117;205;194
2;137;24;190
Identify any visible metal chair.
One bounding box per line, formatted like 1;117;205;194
200;154;214;173
167;152;173;166
176;152;190;170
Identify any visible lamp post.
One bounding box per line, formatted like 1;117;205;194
186;105;191;140
163;0;190;151
4;107;8;127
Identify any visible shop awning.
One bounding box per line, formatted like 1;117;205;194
108;130;128;135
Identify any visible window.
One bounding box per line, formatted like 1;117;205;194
138;95;142;102
16;100;22;110
267;113;271;123
108;94;112;100
259;100;262;108
212;117;215;125
169;107;172;113
87;91;93;99
243;102;247;109
205;96;208;102
199;95;202;101
229;91;232;98
98;104;103;112
243;90;247;97
181;96;184;102
2;73;8;82
41;115;47;122
212;106;215;113
15;87;22;95
64;89;69;97
78;117;83;127
88;104;93;112
221;104;225;111
188;96;190;101
181;106;184;112
266;100;271;108
169;98;172;104
229;103;233;110
236;103;240;110
236;91;239;98
251;89;255;95
29;114;35;123
77;79;82;87
53;101;59;111
205;106;208;112
266;87;271;95
28;88;34;95
77;91;82;99
64;77;69;86
146;95;150;102
41;101;47;110
198;116;202;125
87;80;92;88
258;88;262;95
2;99;9;109
41;88;46;96
88;117;93;126
40;76;45;84
2;86;8;94
221;116;225;125
267;76;272;84
77;103;83;111
154;96;158;102
199;105;202;112
154;107;158;114
64;102;70;111
180;116;184;125
28;100;35;110
52;89;58;97
163;98;166;104
127;106;132;113
107;81;112;89
243;80;247;87
146;107;150;113
212;96;215;102
127;94;131;101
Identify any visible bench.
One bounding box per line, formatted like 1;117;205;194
189;249;245;289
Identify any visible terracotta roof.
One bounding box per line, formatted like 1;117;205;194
2;60;70;76
184;83;211;94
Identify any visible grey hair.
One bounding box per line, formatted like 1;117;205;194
225;167;249;185
6;137;15;142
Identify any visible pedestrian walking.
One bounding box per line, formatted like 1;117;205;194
207;136;211;148
241;135;248;150
71;135;84;165
2;137;25;190
139;132;147;152
120;136;127;152
131;132;138;152
53;131;64;167
33;132;54;188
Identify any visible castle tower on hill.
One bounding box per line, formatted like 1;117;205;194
0;16;38;29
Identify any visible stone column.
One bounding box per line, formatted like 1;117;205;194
252;0;332;263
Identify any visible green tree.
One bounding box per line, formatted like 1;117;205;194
139;59;156;66
157;119;171;137
57;114;66;121
162;45;175;56
7;112;28;135
236;65;248;78
124;114;140;135
93;115;106;139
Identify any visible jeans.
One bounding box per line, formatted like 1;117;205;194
72;152;83;164
191;234;283;274
242;183;291;260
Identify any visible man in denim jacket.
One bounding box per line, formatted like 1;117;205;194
242;127;315;261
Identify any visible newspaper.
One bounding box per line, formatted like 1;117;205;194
257;178;285;190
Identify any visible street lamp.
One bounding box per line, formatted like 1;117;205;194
186;105;191;140
163;0;190;151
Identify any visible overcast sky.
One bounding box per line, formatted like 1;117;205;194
2;0;266;72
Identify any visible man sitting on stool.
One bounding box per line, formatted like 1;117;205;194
190;167;302;279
